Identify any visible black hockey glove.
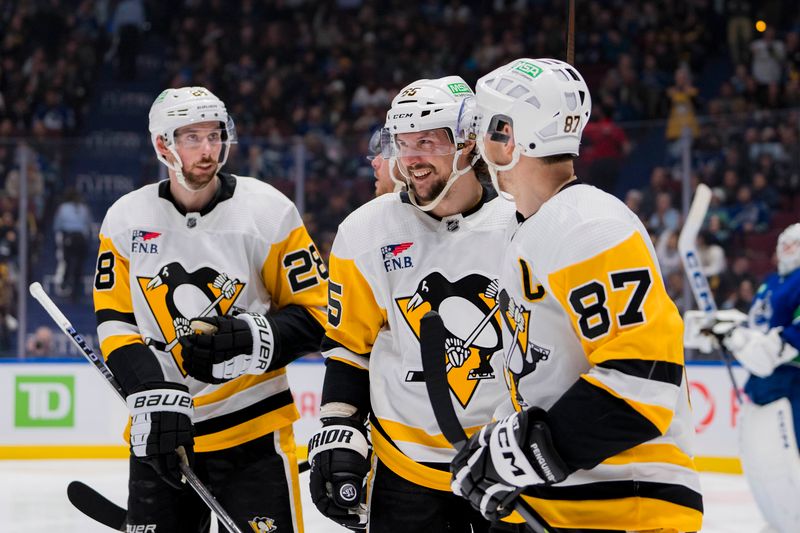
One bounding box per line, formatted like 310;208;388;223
450;408;569;521
180;313;275;384
308;412;370;530
127;381;195;490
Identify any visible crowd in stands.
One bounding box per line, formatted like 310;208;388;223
0;0;799;356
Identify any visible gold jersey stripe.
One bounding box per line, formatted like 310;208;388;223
601;443;696;471
583;374;674;434
93;234;135;316
371;423;451;491
261;225;328;327
100;334;144;361
520;493;703;531
548;231;684;367
325;254;386;356
193;367;286;407
378;418;483;450
194;403;299;453
275;426;304;533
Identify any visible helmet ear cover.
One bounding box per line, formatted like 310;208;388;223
487;114;513;144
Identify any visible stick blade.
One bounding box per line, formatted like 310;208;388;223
67;481;126;531
420;310;468;448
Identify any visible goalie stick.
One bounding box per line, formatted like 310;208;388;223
420;310;555;533
677;184;743;403
29;282;246;533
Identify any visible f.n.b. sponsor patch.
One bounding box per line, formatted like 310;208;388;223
381;242;414;272
131;229;161;254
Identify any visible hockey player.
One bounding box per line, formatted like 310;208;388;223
366;127;398;197
450;58;704;532
698;223;800;533
94;86;328;532
307;76;518;532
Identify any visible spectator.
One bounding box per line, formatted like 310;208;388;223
53;188;93;301
697;230;727;288
728;184;770;235
108;0;147;81
665;67;700;149
750;27;785;106
26;326;55;357
726;0;752;65
581;104;631;194
656;229;683;279
648;191;681;235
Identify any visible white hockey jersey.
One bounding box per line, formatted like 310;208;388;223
94;174;327;452
322;187;514;491
497;182;702;532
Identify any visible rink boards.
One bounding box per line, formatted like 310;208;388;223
0;359;749;473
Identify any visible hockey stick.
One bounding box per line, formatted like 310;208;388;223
29;282;246;533
677;184;743;403
420;311;553;533
67;481;126;531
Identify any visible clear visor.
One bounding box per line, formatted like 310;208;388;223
174;115;238;148
456;96;480;142
367;128;393;161
384;128;457;158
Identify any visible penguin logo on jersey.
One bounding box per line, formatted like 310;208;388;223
396;272;501;408
138;263;244;374
498;289;550;409
247;516;277;532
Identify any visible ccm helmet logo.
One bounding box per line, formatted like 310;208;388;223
391;113;414;119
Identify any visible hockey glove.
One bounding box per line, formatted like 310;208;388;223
719;326;799;378
127;381;195;489
180;313;275;384
308;405;370;530
450;408;568;521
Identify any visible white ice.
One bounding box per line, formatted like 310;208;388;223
0;460;766;532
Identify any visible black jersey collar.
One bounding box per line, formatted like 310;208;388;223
158;172;236;216
400;182;497;221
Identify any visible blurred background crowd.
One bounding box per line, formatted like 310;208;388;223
0;0;798;358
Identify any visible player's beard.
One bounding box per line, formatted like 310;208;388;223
407;164;447;203
183;158;218;190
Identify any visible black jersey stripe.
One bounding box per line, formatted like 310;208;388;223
96;309;137;326
548;378;661;471
523;479;703;512
321;335;371;357
597;359;683;386
194;389;294;436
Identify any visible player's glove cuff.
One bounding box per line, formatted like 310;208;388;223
238;313;276;375
489;409;569;488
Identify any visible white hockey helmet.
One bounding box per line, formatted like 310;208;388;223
383;76;479;211
148;87;237;191
475;58;591;200
777;223;800;276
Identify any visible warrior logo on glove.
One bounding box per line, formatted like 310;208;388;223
395;271;502;407
137;263;244;373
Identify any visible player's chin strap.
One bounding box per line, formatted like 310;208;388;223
391;150;478;212
478;135;519;203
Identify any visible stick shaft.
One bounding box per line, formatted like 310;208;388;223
28;282;245;533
